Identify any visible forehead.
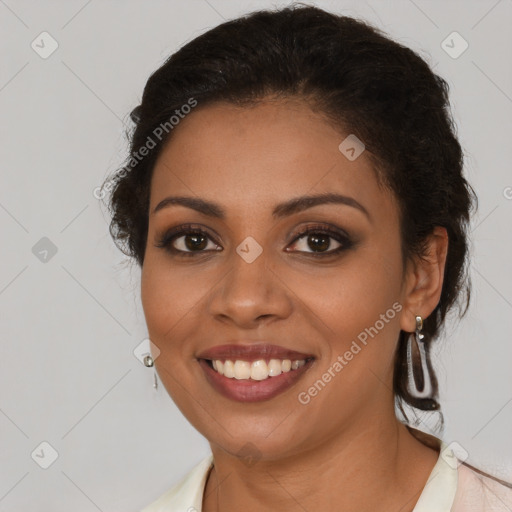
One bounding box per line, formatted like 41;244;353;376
149;100;394;218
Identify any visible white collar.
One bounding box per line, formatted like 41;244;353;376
412;440;458;512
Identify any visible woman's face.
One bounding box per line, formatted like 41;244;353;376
141;99;416;460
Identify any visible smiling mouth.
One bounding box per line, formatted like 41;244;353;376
198;356;316;402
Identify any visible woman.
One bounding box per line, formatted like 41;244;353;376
104;4;512;511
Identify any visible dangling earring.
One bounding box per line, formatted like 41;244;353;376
406;315;433;398
143;355;158;390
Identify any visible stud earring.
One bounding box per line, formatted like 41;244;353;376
406;315;433;399
143;355;158;390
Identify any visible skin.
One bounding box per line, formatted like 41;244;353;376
140;98;449;512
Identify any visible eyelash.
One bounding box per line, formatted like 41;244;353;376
154;223;353;258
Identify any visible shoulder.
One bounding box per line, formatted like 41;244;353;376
408;428;512;512
452;461;512;512
140;454;214;512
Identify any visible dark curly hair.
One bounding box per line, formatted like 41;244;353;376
103;3;476;423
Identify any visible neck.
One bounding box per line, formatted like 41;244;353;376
203;416;440;512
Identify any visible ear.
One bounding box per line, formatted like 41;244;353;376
400;226;449;333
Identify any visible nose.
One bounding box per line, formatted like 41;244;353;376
207;247;293;329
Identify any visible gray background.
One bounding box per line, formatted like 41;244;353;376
0;0;511;510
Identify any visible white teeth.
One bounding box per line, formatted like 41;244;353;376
223;360;235;378
250;360;268;381
234;360;251;379
268;359;283;377
210;358;308;380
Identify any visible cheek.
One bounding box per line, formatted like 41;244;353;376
141;259;171;340
141;251;190;324
304;249;403;334
292;250;404;416
140;252;222;355
140;254;192;346
140;254;206;413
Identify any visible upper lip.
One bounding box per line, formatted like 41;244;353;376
197;343;315;362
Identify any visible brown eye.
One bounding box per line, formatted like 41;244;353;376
299;232;340;253
155;224;222;256
177;232;210;251
287;224;352;256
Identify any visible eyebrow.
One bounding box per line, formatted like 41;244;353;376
152;192;370;220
